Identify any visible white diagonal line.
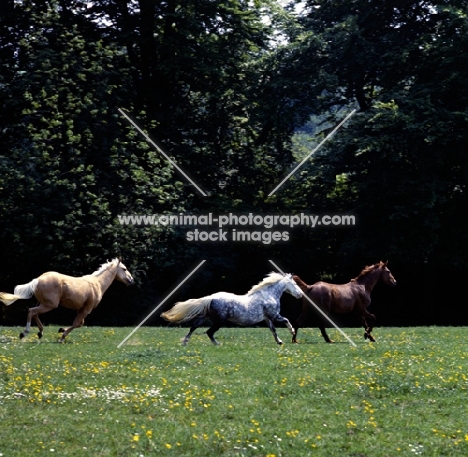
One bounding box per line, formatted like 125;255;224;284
118;108;208;196
268;259;357;347
268;109;356;196
117;260;206;348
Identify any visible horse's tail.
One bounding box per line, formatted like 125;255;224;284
161;296;212;324
0;278;39;306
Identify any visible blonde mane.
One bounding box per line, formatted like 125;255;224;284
247;272;285;295
91;258;119;276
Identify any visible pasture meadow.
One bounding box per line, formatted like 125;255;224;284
0;326;467;456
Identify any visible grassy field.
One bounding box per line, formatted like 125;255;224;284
0;325;467;456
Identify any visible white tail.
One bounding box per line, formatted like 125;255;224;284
161;296;212;323
0;278;38;306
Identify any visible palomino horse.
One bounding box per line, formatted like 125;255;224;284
0;258;134;342
161;272;303;346
292;261;396;343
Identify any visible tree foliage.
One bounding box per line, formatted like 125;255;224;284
281;0;468;272
0;0;182;285
1;0;467;325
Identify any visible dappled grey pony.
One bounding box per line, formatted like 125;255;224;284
161;272;303;345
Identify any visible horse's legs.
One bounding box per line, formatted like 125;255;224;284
361;311;376;342
33;315;44;339
319;324;334;343
20;302;53;339
296;306;334;343
265;314;294;345
264;317;283;345
205;321;222;346
361;315;368;337
20;308;33;339
293;310;308;343
181;317;205;346
182;317;224;346
275;314;295;336
58;310;88;342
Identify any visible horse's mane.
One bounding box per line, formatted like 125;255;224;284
247;272;286;295
352;262;383;282
91;258;119;276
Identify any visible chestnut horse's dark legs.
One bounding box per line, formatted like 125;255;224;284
292;307;309;343
362;312;376;342
293;304;334;343
319;325;334;343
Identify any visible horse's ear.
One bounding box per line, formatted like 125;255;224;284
384;260;388;266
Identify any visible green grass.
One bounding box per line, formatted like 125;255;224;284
0;325;467;456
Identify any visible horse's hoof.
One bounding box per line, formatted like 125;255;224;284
58;328;65;333
37;332;43;339
19;332;25;339
364;333;368;340
277;340;284;345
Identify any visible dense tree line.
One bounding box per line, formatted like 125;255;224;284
1;0;467;327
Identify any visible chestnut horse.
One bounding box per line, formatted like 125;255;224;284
0;258;134;342
292;261;396;343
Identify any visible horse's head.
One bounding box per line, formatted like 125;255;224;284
379;260;396;286
284;274;304;299
115;259;135;286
